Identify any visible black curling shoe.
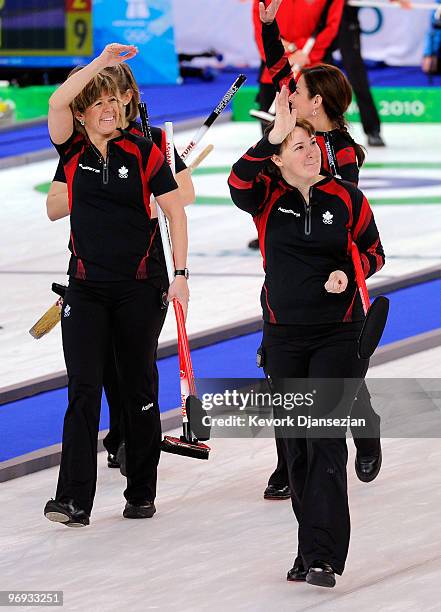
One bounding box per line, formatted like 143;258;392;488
306;561;336;588
367;132;385;147
263;484;291;500
107;453;120;468
248;238;260;250
355;447;382;483
44;499;90;528
123;501;156;519
287;557;307;582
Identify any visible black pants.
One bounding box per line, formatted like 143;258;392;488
268;379;380;487
56;278;167;515
337;6;381;136
262;321;370;575
101;343;123;456
102;344;160;456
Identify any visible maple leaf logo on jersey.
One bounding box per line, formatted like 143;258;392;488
322;211;333;224
118;165;129;179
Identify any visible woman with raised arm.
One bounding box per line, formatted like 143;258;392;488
228;86;384;587
43;44;188;527
257;0;382;501
46;63;195;473
259;0;364;184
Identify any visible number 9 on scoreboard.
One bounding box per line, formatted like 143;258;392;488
66;12;92;55
66;0;92;55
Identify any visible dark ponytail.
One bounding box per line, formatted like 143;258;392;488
336;117;366;168
301;63;365;168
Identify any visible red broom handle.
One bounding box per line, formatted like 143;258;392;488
351;242;371;315
173;300;197;397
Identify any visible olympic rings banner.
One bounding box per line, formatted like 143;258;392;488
172;0;431;67
94;0;180;84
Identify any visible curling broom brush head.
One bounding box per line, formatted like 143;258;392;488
29;298;63;339
161;435;210;460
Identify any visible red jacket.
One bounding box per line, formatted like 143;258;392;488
253;0;344;83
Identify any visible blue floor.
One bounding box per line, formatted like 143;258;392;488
0;279;440;463
1;65;440;160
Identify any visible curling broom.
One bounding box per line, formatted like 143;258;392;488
29;298;63;339
188;144;214;173
180;73;247;161
28;283;67;339
139;102;210;460
351;242;389;359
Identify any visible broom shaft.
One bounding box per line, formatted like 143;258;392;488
351;242;371;315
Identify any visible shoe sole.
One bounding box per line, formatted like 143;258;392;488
263;495;291;501
45;511;70;523
45;511;88;527
264;495;291;500
123;510;156;519
306;573;336;588
287;576;307;582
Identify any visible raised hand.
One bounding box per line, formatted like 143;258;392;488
97;43;138;68
268;85;297;145
259;0;283;24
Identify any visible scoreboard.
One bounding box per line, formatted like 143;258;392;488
0;0;92;65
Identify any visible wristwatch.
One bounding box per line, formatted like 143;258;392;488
174;268;189;279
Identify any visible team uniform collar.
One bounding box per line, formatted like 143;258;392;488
277;173;333;194
86;128;125;149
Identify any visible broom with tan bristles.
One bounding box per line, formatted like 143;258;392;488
29;297;64;339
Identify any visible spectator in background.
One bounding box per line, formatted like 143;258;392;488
422;0;441;74
337;0;411;147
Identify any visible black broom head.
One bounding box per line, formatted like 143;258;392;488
186;395;211;441
161;435;210;460
358;296;390;359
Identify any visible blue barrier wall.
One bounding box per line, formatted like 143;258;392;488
0;279;440;462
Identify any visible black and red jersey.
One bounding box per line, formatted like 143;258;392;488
52;122;186;286
53;128;178;281
52;121;186;183
317;129;359;184
262;18;359;184
228;136;384;325
253;0;344;84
